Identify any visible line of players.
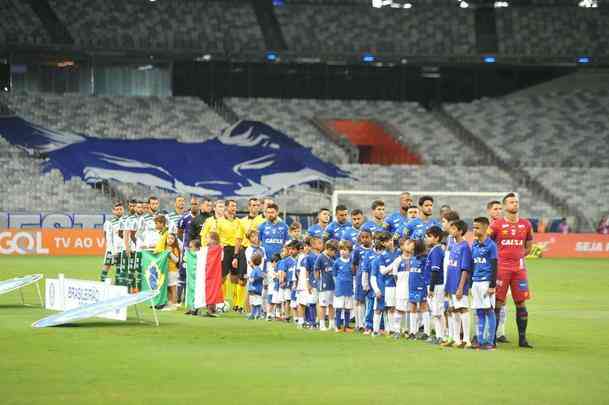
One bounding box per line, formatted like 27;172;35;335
100;196;187;297
245;193;534;350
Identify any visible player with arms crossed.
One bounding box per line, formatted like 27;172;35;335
489;193;534;349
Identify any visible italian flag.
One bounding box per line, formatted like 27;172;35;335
185;245;224;310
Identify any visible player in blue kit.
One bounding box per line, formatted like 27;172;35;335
402;196;442;241
279;241;298;322
395;205;420;241
307;208;331;240
425;226;446;344
361;234;379;335
471;217;498;350
442;220;473;349
340;209;365;245
333;240;354;332
258;203;289;262
361;200;389;237
352;229;373;332
370;232;395;336
385;192;414;238
303;236;322;327
315;239;338;331
441;210;460;344
247;253;265;320
326;205;351;241
408;239;430;340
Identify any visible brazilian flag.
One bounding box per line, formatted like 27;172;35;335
140;251;169;307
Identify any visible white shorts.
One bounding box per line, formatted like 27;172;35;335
395;298;409;312
168;271;178;287
395;272;409;302
450;294;469;310
282;288;291;301
429;285;446;316
471;281;495;309
384;286;396;308
318;290;334;307
333;295;353;310
307;289;318;305
249;294;262;306
271;288;284;304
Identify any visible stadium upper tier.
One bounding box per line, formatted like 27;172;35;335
275;4;475;55
0;0;49;45
444;89;609;167
1;1;607;58
5;93;228;142
496;7;609;57
47;0;264;52
226;98;480;165
0;138;112;213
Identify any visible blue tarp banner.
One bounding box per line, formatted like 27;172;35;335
0;116;349;197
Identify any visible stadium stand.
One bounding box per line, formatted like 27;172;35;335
5;93;229;142
444;89;609;166
525;166;609;229
47;0;265;52
275;4;476;55
0;138;112;213
496;7;609;57
0;0;50;45
226;98;481;165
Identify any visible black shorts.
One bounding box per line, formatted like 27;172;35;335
222;246;235;278
236;250;247;278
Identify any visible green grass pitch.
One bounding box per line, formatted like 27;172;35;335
1;256;608;405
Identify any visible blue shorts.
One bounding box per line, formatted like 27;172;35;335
354;270;365;301
291;290;297;301
409;289;427;304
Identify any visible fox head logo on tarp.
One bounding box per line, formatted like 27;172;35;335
144;262;165;291
0;116;350;197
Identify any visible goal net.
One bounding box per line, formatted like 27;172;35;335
332;190;509;220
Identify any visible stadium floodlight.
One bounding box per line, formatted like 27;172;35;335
483;56;496;64
578;0;598;7
458;1;469;8
494;1;509;7
577;56;591;64
265;51;279;62
403;2;412;8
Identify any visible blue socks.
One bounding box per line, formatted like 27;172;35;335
486;309;497;345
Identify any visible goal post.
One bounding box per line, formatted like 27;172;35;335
331;190;509;219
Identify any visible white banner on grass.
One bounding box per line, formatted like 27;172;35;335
45;274;129;320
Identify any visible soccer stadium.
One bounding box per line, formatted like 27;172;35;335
1;0;608;404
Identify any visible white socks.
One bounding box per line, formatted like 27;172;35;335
422;312;431;335
409;312;418;334
393;312;403;334
461;311;470;343
373;312;381;333
448;313;454;340
452;312;462;343
433;316;444;340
